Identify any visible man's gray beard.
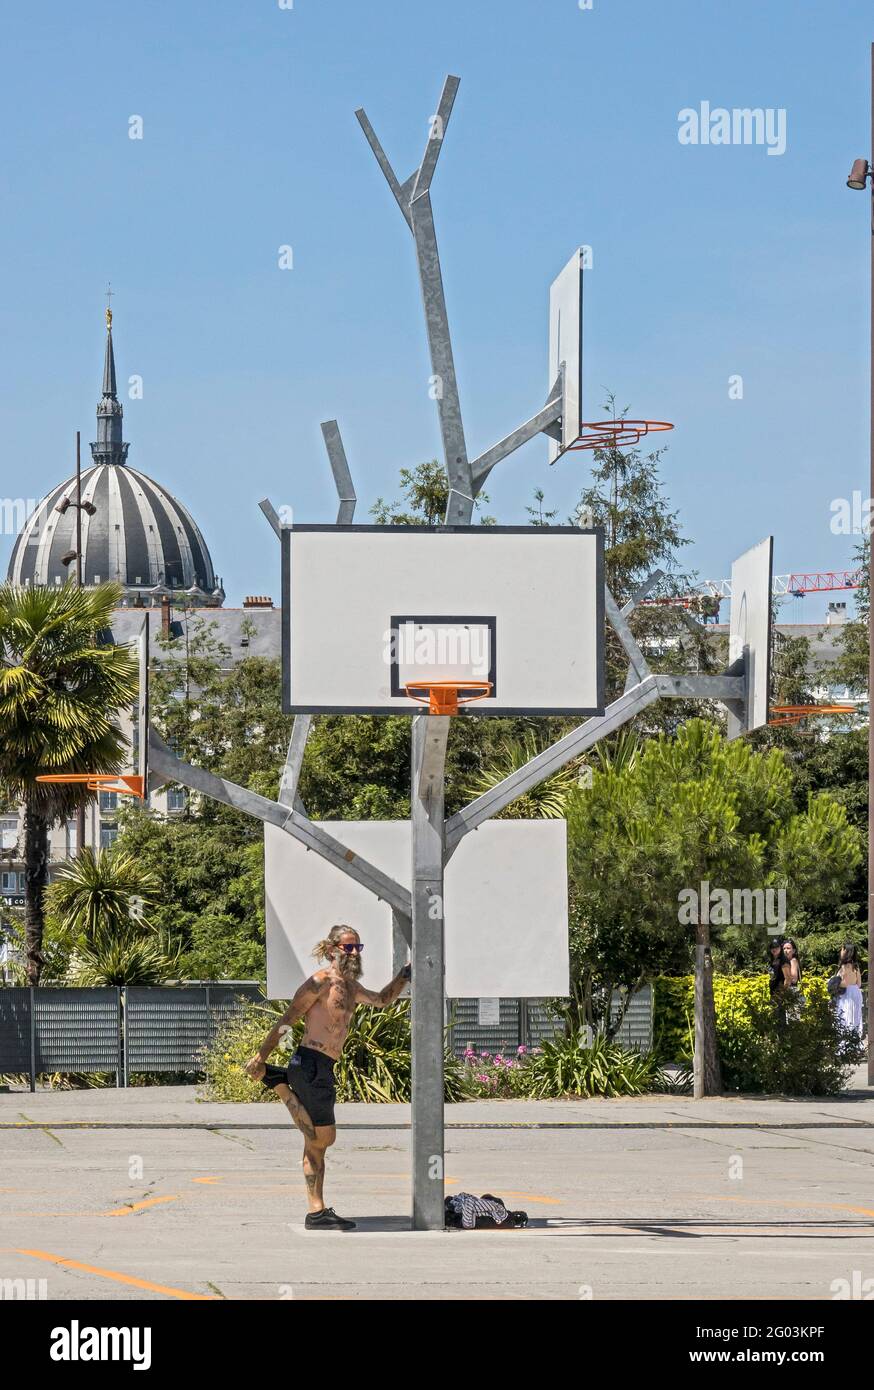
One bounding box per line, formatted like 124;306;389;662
338;953;362;980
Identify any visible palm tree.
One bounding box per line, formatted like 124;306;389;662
463;731;581;819
0;582;138;984
46;846;178;986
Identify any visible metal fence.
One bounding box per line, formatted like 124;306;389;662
445;988;654;1056
0;984;263;1090
0;984;656;1088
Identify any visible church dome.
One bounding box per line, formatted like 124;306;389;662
7;312;224;607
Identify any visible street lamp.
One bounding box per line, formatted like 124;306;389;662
847;157;871;191
844;44;874;1084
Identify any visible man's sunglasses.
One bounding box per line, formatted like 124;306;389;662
338;943;364;954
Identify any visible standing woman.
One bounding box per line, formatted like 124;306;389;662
835;944;864;1039
781;939;803;1015
767;937;786;1002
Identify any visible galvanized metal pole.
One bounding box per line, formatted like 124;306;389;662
410;714;449;1230
868;42;874;1084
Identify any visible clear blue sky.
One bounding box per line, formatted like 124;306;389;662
1;0;871;620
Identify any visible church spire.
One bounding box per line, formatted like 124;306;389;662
102;306;117;396
91;298;129;467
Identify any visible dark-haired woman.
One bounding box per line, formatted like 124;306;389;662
767;937;785;1002
781;939;803;1015
835;944;864;1039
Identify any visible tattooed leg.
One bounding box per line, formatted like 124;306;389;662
302;1126;335;1212
302;1142;327;1212
273;1081;317;1141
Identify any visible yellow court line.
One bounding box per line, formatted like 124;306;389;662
492;1191;561;1206
104;1194;181;1217
709;1195;874;1219
15;1249;214;1300
192;1176;222;1184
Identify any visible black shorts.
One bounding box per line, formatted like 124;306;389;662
260;1046;337;1127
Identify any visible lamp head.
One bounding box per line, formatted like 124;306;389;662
846;158;870;190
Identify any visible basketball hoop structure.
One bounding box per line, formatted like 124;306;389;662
768;704;855;728
405;680;493;716
36;773;145;799
559;419;674;454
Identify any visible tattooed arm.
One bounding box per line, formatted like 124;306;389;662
354;964;411;1010
244;973;326;1078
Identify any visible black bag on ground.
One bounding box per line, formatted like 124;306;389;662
444;1193;529;1230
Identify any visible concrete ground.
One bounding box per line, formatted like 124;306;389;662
1;1070;873;1301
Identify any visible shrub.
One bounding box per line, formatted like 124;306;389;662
201;998;470;1103
526;1031;661;1098
459;1045;540;1098
653;973;864;1095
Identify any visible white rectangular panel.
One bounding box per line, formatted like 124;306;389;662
282;525;604;716
548;247;584;460
265;819;569;1000
728;536;773;736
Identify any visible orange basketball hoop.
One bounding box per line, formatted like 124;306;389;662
405;680;493;716
36;773;146;799
767;704;856;728
560;419;674;453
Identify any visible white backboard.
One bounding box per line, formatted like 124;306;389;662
281;525;604;716
265;819;569;999
548;248;584;461
727;536;773;737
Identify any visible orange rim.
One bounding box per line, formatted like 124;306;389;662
768;704;856;727
562;420;674;452
35;773;145;799
404;680;493;716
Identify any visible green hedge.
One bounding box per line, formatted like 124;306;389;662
653;973;864;1095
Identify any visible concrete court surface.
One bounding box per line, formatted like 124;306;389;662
1;1073;873;1301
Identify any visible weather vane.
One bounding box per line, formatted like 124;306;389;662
105;282;114;329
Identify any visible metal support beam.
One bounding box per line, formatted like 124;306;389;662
469;394;563;493
356;76;473;522
258;498;282;539
621;569;665;618
149;729;412;925
321;420;357;524
409;187;473;520
655;673;746;702
410;714;448;1230
446;676;662;851
278;714;312;809
606;587;651;685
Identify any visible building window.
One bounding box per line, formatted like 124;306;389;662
166;788;187;813
100;822;119;851
99;791;119;813
1;872;25;893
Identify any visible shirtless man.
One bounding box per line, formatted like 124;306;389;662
245;925;410;1230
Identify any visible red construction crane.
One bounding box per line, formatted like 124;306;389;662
640;569;862;614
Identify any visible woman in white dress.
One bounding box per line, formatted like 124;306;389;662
835;944;864;1039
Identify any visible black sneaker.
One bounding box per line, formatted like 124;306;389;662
305;1207;356;1231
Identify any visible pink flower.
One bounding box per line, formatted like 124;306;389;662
463;1048;476;1059
475;1073;489;1084
480;1051;491;1059
517;1045;528;1055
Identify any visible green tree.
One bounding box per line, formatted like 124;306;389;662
45;844;178;986
0;582;138;983
370;459;494;526
563;394;718;716
566;720;862;1094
